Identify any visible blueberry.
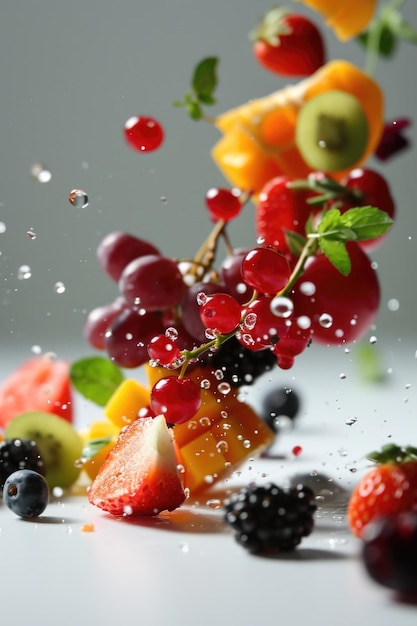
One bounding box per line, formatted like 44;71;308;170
261;386;301;432
3;469;49;519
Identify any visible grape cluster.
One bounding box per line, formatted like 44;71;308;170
84;168;392;427
84;229;304;373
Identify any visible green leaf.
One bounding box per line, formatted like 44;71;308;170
70;356;124;406
318;238;351;275
285;229;307;256
82;436;114;461
367;443;417;465
340;206;393;241
191;57;218;100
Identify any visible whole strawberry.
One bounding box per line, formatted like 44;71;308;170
250;7;325;77
348;444;417;538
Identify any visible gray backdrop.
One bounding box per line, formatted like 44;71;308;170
0;0;416;355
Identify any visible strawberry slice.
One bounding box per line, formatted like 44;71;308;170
88;415;186;517
0;355;73;429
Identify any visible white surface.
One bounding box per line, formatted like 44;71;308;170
0;337;417;625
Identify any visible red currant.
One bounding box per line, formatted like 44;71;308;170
147;334;182;367
272;319;311;369
239;296;289;351
205;187;242;222
150;376;201;425
242;247;291;294
123;116;164;152
200;293;242;334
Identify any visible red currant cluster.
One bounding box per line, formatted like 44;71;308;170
83;160;395;427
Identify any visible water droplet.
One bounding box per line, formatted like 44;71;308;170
345;416;358;426
214;369;224;381
243;439;251;449
52;486;64;498
31;345;42;354
243;312;257;330
196;292;208;305
205;328;217;340
165;327;178;340
369;335;377;344
17;264;32;280
299;281;316;296
176;464;185;474
216;440;228;454
339;373;346;380
296;315;311;330
69;189;89;208
200;378;211;390
179;542;190;553
387;298;399;312
54;281;66;294
270;296;293;318
26;229;36;240
204;475;214;484
123;505;133;516
319;313;333;328
160;196;167;204
236;282;248;295
0;222;6;234
30;162;52;183
206;498;221;509
199;416;211;427
217;382;231;395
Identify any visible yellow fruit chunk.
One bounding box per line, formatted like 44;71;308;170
83;365;274;493
104;378;149;428
293;0;377;40
146;364;274;493
176;430;227;494
81;419;119;481
212;60;383;194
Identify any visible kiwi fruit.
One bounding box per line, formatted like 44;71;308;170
5;412;83;489
295;90;369;172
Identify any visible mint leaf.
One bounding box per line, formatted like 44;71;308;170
285;229;307;256
317;208;356;241
70;356;124;406
191;57;218;100
340;206;393;241
318;238;351;275
175;57;219;121
82;436;114;461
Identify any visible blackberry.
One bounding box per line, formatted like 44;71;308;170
0;438;45;491
199;336;276;387
224;482;316;554
261;386;301;433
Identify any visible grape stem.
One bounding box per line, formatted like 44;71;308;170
177;232;318;374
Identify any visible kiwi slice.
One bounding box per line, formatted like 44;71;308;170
295;90;368;172
5;412;83;489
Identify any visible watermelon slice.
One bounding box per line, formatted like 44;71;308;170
0;355;73;429
88;415;186;517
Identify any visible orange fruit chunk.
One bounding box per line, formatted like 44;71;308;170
292;0;377;40
212;60;383;195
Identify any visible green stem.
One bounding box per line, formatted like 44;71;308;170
277;236;318;297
